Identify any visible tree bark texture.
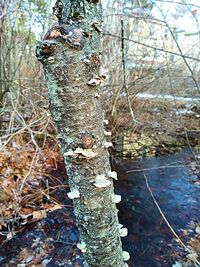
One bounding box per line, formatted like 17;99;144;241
36;1;127;266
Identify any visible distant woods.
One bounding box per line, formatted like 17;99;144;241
0;0;54;147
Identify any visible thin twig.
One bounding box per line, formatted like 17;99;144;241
143;172;188;250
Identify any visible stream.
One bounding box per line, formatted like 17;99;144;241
115;148;200;267
0;148;200;266
135;93;200;102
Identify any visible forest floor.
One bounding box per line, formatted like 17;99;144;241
0;148;200;267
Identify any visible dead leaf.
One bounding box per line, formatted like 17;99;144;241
32;210;47;220
43;203;62;211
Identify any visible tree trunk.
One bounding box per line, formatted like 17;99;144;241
36;1;128;266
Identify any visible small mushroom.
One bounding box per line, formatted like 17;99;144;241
48;56;55;63
108;171;118;180
119;227;128;237
123;251;130;261
94;174;111;188
104;130;111;136
95;93;100;98
67;189;80;199
77;241;87;253
103;119;109;125
104;142;113;148
87;77;101;86
112;194;121;203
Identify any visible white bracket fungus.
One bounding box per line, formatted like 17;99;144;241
95;93;100;98
103;119;109;125
123;251;130;261
77;241;87;253
64;149;76;157
104;130;111;136
74;147;97;158
67;189;80;199
94;174;111;188
87;77;101;86
104;142;113;148
112;194;121;203
119;227;128;237
108;171;118;180
64;148;97;159
48;56;55;63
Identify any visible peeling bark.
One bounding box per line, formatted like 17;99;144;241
36;1;127;266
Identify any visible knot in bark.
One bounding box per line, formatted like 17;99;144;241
82;134;94;149
61;26;84;49
44;25;84;50
36;41;57;63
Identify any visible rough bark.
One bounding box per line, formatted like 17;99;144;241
36;1;127;266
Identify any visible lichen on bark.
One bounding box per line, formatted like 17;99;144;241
36;1;127;266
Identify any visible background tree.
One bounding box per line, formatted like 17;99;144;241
0;0;54;147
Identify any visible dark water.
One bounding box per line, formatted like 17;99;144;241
116;148;200;267
0;148;199;267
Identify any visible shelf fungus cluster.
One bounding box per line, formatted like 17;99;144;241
64;147;97;159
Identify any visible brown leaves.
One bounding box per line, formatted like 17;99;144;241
17;237;56;266
1;204;63;242
0;143;35;206
32;210;47;221
0;138;63;236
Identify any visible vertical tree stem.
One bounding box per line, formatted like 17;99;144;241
36;1;127;266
